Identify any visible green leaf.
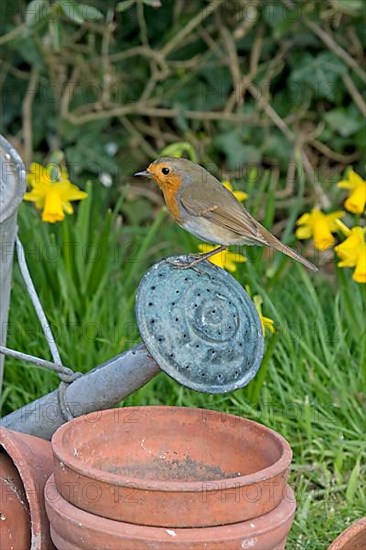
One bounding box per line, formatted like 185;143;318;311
77;4;104;21
355;125;366;152
324;107;364;137
143;0;162;7
49;19;62;51
263;2;301;37
160;142;198;162
25;0;49;26
334;0;365;15
346;458;360;504
117;0;135;12
214;129;262;169
240;145;262;165
214;130;244;168
65;132;119;175
7;34;44;65
74;180;93;290
58;0;85;24
291;52;347;100
263;3;287;27
263;133;292;166
85;210;113;297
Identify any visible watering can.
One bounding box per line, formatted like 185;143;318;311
0;135;264;440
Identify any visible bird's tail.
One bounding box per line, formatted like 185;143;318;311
259;226;318;272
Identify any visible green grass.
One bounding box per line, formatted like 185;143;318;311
1;180;365;549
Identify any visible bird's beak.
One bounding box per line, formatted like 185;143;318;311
134;169;151;178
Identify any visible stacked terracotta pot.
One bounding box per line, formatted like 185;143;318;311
45;406;296;549
0;427;55;549
327;517;366;550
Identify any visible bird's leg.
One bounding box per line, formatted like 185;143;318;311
167;246;227;270
188;245;227;266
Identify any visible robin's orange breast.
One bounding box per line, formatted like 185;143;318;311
160;173;183;223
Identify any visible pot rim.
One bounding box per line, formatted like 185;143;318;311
52;406;292;492
0;428;49;548
46;474;296;541
1;429;43;535
327;516;366;550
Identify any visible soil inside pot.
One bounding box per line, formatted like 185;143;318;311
59;407;284;483
98;453;241;481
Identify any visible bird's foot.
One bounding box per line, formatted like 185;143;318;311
166;256;206;274
167;246;227;273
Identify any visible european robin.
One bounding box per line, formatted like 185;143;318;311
135;157;317;271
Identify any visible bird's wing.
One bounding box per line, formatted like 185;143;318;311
179;176;267;245
179;172;318;271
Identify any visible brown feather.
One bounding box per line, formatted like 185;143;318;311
180;175;266;243
179;170;317;271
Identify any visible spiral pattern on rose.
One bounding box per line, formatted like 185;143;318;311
136;257;264;394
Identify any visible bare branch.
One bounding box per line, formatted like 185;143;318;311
342;73;366;117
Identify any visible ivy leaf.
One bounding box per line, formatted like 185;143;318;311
263;3;301;38
263;133;291;166
214;130;243;168
64;129;120;175
25;0;49;26
291;52;347;100
324;107;364;137
214;130;261;169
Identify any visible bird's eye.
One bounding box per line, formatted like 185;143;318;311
161;167;170;175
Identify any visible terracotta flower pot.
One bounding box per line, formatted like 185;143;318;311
45;475;296;549
52;406;293;528
0;452;31;549
0;427;55;549
328;517;366;550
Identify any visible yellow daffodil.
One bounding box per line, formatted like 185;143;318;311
25;162;88;223
335;220;366;284
253;295;275;336
296;208;345;250
222;180;248;203
338;170;366;214
197;244;246;272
